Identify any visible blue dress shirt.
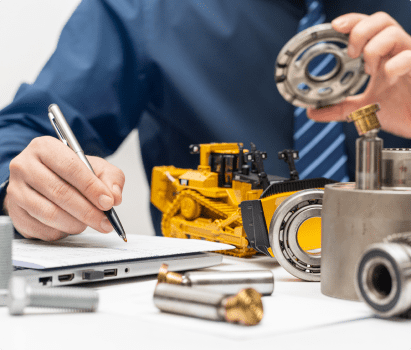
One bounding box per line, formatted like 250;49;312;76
1;0;411;235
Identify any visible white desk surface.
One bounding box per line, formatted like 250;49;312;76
0;255;409;350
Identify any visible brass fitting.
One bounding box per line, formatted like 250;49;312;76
347;103;381;136
157;264;184;285
223;288;263;326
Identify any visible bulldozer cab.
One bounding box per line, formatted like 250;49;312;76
209;153;237;187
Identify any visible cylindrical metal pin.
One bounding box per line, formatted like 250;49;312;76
153;283;263;326
0;216;13;306
157;264;274;295
348;104;383;190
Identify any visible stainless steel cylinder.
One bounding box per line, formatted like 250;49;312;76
7;277;99;315
356;240;411;318
382;148;411;189
355;130;383;190
184;270;274;295
321;182;411;300
0;216;13;307
153;283;263;325
154;283;227;321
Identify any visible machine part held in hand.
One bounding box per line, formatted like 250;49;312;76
0;216;13;307
356;232;411;318
275;23;368;109
153;283;263;326
269;189;323;282
157;264;274;295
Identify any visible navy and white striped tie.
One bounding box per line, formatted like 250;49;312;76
293;0;349;182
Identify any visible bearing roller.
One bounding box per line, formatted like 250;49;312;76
275;23;369;108
269;189;323;282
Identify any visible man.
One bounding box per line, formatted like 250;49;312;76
1;0;410;241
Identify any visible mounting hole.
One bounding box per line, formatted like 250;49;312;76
318;87;333;95
341;71;354;85
125;268;129;273
298;83;311;94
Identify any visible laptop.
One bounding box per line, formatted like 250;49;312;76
11;231;229;287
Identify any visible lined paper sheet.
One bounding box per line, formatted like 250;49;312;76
12;232;234;269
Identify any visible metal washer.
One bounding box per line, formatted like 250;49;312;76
275;23;369;109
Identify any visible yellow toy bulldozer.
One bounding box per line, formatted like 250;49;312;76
151;143;335;280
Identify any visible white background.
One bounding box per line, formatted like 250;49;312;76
0;0;155;236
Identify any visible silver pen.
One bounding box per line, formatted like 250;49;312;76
48;104;127;242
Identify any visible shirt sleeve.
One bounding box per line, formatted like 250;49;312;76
0;0;153;209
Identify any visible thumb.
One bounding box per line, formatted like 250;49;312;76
306;95;370;122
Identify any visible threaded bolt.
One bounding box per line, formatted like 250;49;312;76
0;216;13;307
7;277;99;315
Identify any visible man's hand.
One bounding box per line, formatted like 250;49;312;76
4;136;125;241
307;12;411;139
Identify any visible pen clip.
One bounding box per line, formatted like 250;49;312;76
48;112;69;148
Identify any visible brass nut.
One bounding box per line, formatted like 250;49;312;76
347;104;381;136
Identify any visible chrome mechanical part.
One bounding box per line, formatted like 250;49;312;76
382;148;411;190
356;236;411;318
269;189;323;281
153;283;263;326
0;216;13;307
157;264;274;295
321;182;411;300
7;277;99;315
348;104;383;190
275;23;368;108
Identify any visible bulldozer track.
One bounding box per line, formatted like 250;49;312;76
161;189;256;257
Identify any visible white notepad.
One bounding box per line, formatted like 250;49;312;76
13;232;234;269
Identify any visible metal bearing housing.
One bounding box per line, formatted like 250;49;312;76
275;23;369;108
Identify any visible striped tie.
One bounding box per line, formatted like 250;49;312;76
293;0;349;182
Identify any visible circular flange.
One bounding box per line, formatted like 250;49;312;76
275;23;369;108
269;189;323;281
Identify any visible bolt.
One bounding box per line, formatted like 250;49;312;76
0;216;13;307
7;277;99;315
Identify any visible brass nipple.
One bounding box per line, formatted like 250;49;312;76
157;264;184;285
347;103;381;136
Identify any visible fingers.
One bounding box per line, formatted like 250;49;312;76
385;50;411;81
5;196;70;241
346;12;399;58
32;136;115;211
88;156;125;206
306;95;368;122
6;136;126;240
332;13;368;34
363;26;411;75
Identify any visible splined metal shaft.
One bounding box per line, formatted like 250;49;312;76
0;216;13;306
153;283;263;326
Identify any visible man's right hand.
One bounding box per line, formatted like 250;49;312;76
4;136;125;241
